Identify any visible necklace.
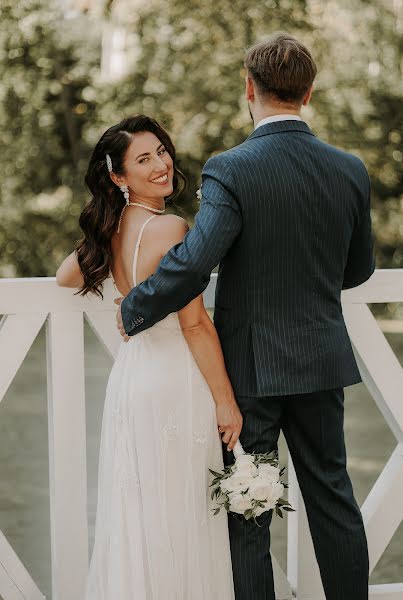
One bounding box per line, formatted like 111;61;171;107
128;201;165;213
117;201;166;233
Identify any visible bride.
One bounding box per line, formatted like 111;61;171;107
56;114;241;599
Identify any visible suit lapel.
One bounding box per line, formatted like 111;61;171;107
246;120;316;141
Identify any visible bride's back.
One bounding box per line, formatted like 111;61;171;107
110;210;188;297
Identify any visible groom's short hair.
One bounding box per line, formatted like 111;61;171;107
245;33;317;105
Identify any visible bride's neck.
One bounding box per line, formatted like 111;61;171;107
129;190;165;211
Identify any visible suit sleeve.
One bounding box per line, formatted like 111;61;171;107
342;169;376;289
120;155;242;335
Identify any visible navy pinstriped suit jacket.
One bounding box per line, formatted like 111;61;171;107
121;120;375;397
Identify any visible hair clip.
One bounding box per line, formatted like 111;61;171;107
106;154;113;173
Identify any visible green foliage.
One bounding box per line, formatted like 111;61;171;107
0;0;401;277
305;0;403;269
0;0;99;275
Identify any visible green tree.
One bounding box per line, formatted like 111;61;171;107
0;0;99;276
306;0;403;268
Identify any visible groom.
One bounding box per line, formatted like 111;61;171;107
117;33;374;600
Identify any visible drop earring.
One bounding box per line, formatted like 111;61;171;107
117;184;130;234
120;184;130;205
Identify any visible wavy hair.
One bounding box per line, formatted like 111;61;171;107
74;115;186;298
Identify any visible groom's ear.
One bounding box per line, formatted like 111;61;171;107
245;74;255;102
302;85;314;106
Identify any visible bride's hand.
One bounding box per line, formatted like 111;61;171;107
114;297;130;342
216;398;243;452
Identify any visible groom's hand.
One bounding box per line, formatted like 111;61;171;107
114;297;130;342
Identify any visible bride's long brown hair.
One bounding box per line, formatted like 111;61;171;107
74;115;186;298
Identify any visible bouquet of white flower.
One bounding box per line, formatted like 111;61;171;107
209;440;294;522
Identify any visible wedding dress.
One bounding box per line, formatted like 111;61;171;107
85;215;235;600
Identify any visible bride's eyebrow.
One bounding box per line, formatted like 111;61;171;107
135;143;164;160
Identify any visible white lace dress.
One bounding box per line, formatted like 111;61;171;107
85;216;235;600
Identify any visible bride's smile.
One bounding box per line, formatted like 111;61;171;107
120;130;174;205
150;172;169;184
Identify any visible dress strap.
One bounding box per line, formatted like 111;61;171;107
132;215;157;286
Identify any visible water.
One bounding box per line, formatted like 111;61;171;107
0;320;402;599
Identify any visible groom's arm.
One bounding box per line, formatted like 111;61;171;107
121;154;242;336
342;169;376;289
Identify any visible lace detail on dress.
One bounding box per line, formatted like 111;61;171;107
193;417;208;445
163;415;179;440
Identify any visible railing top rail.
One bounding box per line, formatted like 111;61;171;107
0;269;402;314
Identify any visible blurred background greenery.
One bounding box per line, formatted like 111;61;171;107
0;0;402;283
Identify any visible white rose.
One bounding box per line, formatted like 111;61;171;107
220;476;236;493
234;454;256;476
247;479;275;502
266;483;285;508
229;492;253;514
221;473;252;494
235;461;258;477
249;482;285;517
257;464;280;483
252;484;283;515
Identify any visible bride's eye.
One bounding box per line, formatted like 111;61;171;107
158;148;166;156
139;157;149;164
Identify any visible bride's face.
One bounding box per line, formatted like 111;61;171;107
122;131;174;199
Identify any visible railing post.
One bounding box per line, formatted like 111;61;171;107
287;455;325;600
46;311;88;600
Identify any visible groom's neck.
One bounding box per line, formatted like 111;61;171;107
252;102;302;127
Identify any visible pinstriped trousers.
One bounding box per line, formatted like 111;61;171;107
223;389;369;600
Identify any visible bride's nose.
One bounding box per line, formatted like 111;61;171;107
152;154;167;172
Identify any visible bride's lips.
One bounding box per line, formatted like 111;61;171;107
150;172;170;185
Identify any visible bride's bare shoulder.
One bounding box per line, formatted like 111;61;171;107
151;213;189;230
149;214;190;254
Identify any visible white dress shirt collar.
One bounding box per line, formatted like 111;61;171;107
254;114;303;130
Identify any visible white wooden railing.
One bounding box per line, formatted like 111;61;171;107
0;269;402;600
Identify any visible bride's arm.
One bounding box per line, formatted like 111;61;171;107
155;215;242;451
178;296;243;451
56;251;84;288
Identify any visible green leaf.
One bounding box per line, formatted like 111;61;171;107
209;469;223;478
